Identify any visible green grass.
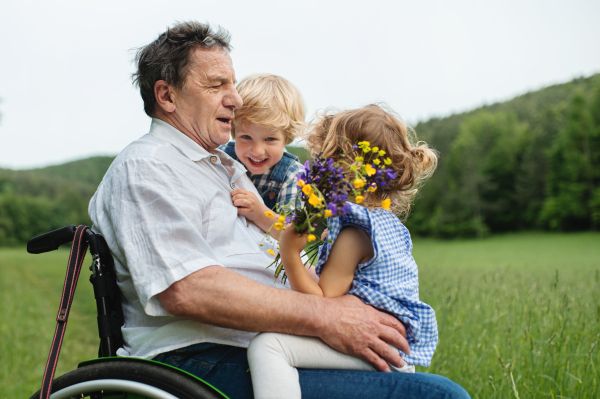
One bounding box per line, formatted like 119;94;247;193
1;232;599;398
413;232;600;399
0;247;97;398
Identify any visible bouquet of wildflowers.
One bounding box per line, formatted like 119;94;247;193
262;141;397;282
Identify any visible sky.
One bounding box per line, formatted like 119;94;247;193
0;0;599;169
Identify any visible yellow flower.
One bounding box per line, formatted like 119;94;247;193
297;179;305;187
307;234;316;242
381;199;391;210
278;215;286;223
350;165;357;171
384;158;392;165
373;159;380;165
308;194;322;206
367;185;377;192
356;195;364;204
372;146;379;153
353;178;366;188
358;141;370;147
363;146;371;153
365;164;376;176
302;185;314;196
379;150;386;156
264;211;275;218
355;156;363;163
273;222;283;230
266;249;275;255
324;210;333;218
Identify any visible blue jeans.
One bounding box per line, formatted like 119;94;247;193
154;343;470;399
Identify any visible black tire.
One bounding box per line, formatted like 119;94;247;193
29;360;228;399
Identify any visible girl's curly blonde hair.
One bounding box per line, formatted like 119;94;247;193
306;104;438;219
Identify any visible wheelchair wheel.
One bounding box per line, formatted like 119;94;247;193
29;359;227;399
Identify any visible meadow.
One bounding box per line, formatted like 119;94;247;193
1;232;599;398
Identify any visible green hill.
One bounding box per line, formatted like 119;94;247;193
1;74;599;245
0;156;116;245
28;156;116;187
407;73;600;237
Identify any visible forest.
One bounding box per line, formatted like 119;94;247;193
0;74;599;245
406;73;600;237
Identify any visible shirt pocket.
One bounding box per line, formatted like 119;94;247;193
206;195;260;257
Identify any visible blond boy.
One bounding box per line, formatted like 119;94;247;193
220;73;305;233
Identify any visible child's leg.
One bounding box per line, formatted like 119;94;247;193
247;332;413;399
247;332;373;399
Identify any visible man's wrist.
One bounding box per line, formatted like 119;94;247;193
291;294;331;337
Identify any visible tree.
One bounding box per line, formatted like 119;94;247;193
588;82;600;227
436;111;526;237
539;92;597;230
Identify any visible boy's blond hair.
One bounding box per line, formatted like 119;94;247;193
232;73;306;145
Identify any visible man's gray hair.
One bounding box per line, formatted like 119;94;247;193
132;21;232;117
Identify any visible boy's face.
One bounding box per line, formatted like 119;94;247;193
234;123;286;175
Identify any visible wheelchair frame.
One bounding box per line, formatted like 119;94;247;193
27;225;229;399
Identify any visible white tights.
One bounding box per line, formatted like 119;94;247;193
247;332;415;399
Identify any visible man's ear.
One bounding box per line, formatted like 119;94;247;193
154;80;176;113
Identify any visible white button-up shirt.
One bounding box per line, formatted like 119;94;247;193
89;118;285;358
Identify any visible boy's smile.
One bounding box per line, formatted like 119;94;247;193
234;124;287;175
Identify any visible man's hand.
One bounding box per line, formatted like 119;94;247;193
318;295;409;372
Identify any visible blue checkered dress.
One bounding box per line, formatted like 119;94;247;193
315;202;438;367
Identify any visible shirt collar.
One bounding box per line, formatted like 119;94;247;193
149;118;212;162
149;118;246;180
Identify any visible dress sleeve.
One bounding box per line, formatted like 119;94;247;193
92;158;222;316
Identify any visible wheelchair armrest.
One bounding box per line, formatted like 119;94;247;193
27;225;78;254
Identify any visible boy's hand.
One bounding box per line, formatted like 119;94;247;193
231;189;267;222
280;224;308;257
231;189;281;237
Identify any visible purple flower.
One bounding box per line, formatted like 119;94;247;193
327;203;338;214
304;160;311;172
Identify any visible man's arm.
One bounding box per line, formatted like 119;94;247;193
158;266;409;371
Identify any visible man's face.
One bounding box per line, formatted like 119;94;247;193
173;48;242;151
234;124;287;175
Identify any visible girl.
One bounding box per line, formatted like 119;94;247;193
247;104;439;399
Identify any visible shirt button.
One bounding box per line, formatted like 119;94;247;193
231;183;236;189
210;156;217;163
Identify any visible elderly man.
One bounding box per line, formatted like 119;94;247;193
89;21;469;399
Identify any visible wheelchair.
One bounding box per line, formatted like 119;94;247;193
27;225;229;399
